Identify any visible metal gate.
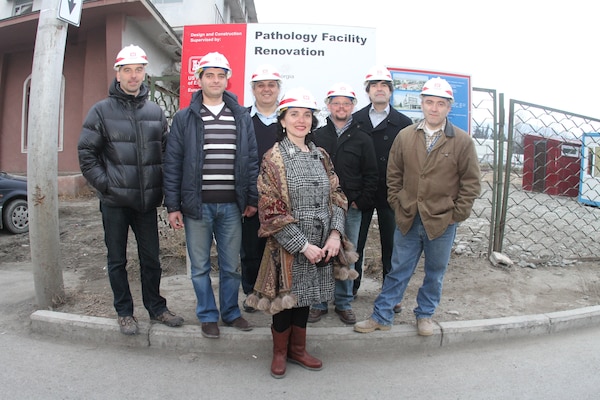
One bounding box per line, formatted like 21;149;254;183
466;89;600;265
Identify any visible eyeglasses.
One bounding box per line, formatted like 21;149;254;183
330;102;353;108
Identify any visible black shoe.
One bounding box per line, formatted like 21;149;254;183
242;299;256;313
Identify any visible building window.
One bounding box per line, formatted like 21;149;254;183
560;144;579;158
13;0;34;16
588;146;600;178
21;75;65;153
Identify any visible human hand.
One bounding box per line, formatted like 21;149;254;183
243;205;257;218
303;244;326;265
322;233;341;261
168;211;184;230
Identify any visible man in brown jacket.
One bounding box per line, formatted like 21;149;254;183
354;77;481;336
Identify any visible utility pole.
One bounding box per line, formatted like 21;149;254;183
27;0;67;308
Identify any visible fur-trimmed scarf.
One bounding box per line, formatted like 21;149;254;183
245;142;356;315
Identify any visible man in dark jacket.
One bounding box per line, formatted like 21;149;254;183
310;83;378;325
163;52;259;339
78;45;183;336
353;66;413;302
240;64;281;313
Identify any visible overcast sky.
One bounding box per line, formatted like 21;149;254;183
253;0;600;119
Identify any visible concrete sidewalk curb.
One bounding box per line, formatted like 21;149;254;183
30;305;600;353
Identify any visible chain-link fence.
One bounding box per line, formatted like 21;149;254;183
146;76;600;266
462;90;600;265
147;75;180;126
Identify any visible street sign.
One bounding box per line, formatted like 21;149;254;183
57;0;82;27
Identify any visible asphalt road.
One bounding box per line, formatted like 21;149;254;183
2;261;599;399
1;317;599;399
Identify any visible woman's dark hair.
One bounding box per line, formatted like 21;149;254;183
275;109;319;145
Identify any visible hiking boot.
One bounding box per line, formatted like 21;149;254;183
201;322;220;339
307;308;327;323
334;308;357;324
224;316;253;331
353;317;391;333
151;310;184;327
417;318;434;336
117;316;138;335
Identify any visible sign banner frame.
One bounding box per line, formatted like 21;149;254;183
181;23;377;114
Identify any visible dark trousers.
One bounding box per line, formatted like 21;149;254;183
354;205;396;293
272;306;310;332
100;203;167;317
240;213;267;295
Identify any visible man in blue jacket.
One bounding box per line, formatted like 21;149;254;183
78;45;184;336
163;52;259;339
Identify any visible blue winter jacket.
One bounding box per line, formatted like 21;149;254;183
163;90;258;219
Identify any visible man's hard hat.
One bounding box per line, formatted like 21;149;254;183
324;82;358;105
195;52;232;80
114;45;148;70
421;77;454;101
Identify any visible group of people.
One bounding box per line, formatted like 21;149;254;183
77;45;481;379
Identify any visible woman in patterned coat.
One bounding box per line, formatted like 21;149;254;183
251;88;347;378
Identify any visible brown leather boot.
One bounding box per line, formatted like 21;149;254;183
271;326;291;378
287;325;323;371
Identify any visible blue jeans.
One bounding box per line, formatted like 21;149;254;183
184;203;242;324
354;205;396;292
100;203;167;318
371;214;457;325
313;206;361;311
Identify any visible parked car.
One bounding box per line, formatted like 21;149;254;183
0;172;28;234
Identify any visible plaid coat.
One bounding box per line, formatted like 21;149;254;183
255;137;347;308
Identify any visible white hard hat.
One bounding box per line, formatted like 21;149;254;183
421;77;454;101
194;52;232;80
324;82;358;105
276;87;318;115
251;64;282;83
364;65;392;87
114;45;148;70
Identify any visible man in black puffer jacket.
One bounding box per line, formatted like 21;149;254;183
78;45;183;335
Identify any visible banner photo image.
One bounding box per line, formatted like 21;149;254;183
387;67;471;133
181;23;376;121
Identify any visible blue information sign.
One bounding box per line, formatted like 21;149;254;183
387;67;471;134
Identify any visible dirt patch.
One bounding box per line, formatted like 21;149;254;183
1;194;599;322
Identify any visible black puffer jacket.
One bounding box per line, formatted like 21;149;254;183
78;79;167;212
